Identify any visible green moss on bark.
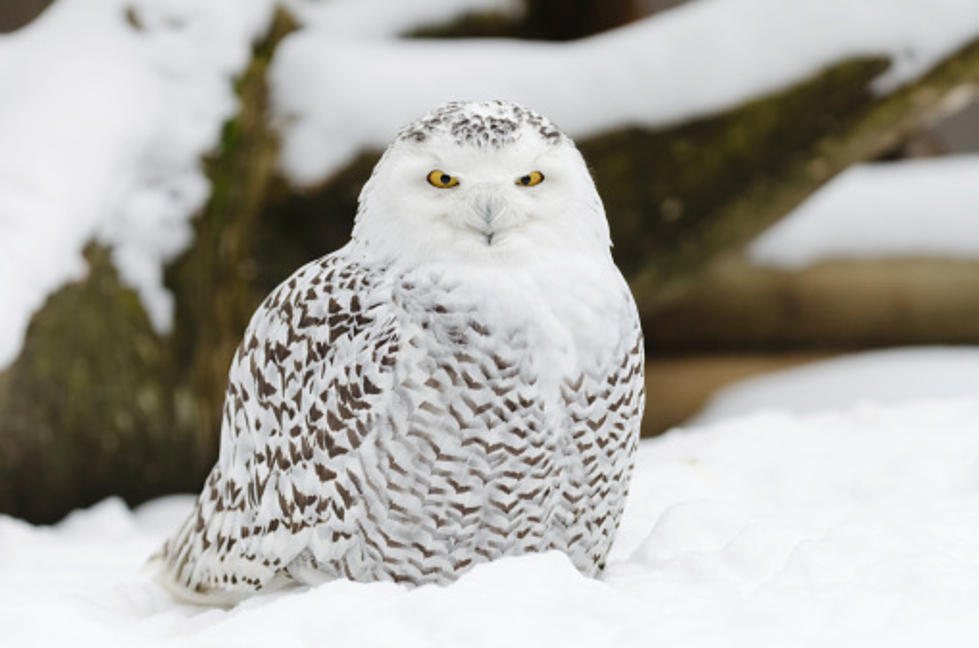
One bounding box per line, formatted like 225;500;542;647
579;57;890;281
0;246;198;523
164;9;297;459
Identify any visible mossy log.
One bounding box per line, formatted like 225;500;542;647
627;39;979;318
0;11;296;523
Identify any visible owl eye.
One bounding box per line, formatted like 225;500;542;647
427;170;460;188
516;171;544;187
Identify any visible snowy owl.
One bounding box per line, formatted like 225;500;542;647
152;100;645;604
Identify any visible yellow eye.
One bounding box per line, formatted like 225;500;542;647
516;171;544;187
427;170;459;188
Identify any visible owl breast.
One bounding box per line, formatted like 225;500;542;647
288;261;644;586
152;250;643;602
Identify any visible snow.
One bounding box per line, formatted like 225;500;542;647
270;0;979;185
4;350;979;646
0;0;274;369
693;346;979;424
749;155;979;268
280;0;520;38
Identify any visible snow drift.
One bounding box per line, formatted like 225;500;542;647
4;387;979;646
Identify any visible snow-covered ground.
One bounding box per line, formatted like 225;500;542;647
4;348;979;646
749;155;979;268
693;346;979;423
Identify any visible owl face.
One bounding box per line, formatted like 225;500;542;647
352;101;611;268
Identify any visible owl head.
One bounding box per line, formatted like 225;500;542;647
351;100;611;268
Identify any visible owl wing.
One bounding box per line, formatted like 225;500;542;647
150;249;399;604
558;294;645;573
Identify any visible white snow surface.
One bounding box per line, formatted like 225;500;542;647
4;392;979;646
693;346;979;424
270;0;979;185
750;155;979;268
0;0;274;369
280;0;520;37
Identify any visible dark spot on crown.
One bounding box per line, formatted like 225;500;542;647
396;100;567;150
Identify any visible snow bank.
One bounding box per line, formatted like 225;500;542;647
692;346;979;424
3;395;979;646
270;0;979;185
749;155;979;268
0;0;274;368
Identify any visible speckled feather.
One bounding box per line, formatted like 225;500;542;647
152;101;645;604
398;100;565;148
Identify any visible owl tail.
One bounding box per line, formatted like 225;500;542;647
146;493;287;606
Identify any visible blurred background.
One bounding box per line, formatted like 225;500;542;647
1;0;978;523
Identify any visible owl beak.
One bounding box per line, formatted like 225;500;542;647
471;192;503;245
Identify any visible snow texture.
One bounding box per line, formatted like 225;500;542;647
270;0;979;185
693;346;979;424
749;155;979;268
4;385;979;645
0;0;274;369
280;0;520;37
